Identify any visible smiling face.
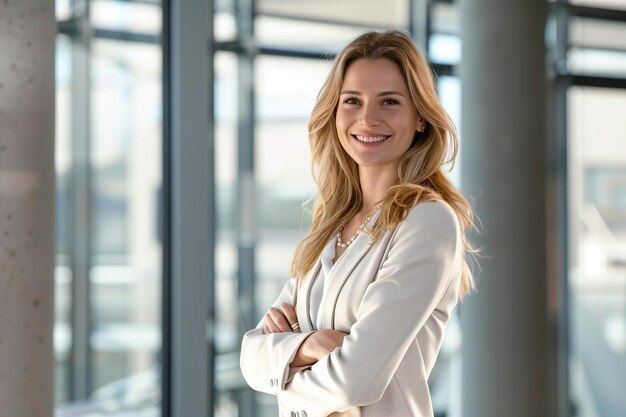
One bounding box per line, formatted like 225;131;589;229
335;58;424;172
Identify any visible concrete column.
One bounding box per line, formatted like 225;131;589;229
0;1;55;416
460;1;549;416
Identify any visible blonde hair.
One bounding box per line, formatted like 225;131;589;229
290;30;477;299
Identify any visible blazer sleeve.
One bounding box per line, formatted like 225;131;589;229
276;201;461;415
239;277;315;395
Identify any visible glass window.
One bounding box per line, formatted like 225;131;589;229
431;75;462;415
214;0;237;41
569;47;626;77
88;38;162;410
569;0;626;11
215;11;237;42
429;2;461;65
214;51;240;415
570;17;626;51
254;55;329;318
568;86;626;416
55;34;73;405
568;16;626;77
90;0;161;35
255;15;376;54
56;26;163;417
56;0;72;21
257;0;410;28
429;33;461;65
437;76;462;188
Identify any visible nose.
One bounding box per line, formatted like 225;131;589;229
359;102;382;126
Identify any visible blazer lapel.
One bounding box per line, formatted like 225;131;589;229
296;259;321;333
319;228;375;329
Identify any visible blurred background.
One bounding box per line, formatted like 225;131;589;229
43;0;626;416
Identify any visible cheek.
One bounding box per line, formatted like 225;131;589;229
335;112;350;137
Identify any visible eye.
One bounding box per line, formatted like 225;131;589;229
344;97;360;105
383;98;399;105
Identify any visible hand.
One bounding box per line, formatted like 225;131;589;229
290;329;349;368
263;303;300;334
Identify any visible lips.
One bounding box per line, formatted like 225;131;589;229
352;134;391;143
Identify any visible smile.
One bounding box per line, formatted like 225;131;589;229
352;134;391;143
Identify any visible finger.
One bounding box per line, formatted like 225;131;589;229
268;308;292;332
265;313;281;333
280;303;300;332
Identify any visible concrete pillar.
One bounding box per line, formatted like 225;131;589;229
460;1;549;416
0;1;55;416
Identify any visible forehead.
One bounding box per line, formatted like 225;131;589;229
341;58;408;92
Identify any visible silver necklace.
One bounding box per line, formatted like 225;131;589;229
336;212;375;248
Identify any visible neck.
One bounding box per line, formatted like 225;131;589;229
358;164;399;213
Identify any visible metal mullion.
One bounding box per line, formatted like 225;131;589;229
409;0;429;54
57;26;160;45
168;0;214;416
256;11;401;31
207;1;217;414
570;4;626;22
68;6;93;401
552;1;570;417
161;0;172;413
235;0;257;415
569;74;626;89
92;28;160;44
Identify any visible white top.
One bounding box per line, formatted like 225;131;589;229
310;235;340;329
309;215;374;329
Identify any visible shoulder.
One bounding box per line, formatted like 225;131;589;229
402;199;460;237
386;199;460;256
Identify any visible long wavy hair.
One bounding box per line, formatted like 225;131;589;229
290;30;477;299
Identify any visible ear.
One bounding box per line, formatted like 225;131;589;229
415;116;426;132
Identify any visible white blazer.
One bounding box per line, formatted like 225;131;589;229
240;200;463;417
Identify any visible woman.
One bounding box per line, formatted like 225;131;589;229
240;30;476;417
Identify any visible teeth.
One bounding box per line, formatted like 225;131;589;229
355;135;389;143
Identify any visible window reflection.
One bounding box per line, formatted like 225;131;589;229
90;0;161;35
55;31;163;417
569;86;626;415
55;34;73;405
89;38;162;405
254;55;327;317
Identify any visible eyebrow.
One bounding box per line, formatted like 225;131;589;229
340;90;406;97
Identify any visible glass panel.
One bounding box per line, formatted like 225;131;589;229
91;0;162;35
215;11;237;42
429;34;461;65
255;15;374;54
428;75;462;416
257;0;410;28
255;55;329;311
430;2;460;64
55;34;73;405
569;0;626;11
568;86;626;416
215;51;239;354
213;51;240;415
89;38;162;414
432;1;459;35
570;17;626;51
56;0;72;21
438;76;462;186
569;47;626;77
